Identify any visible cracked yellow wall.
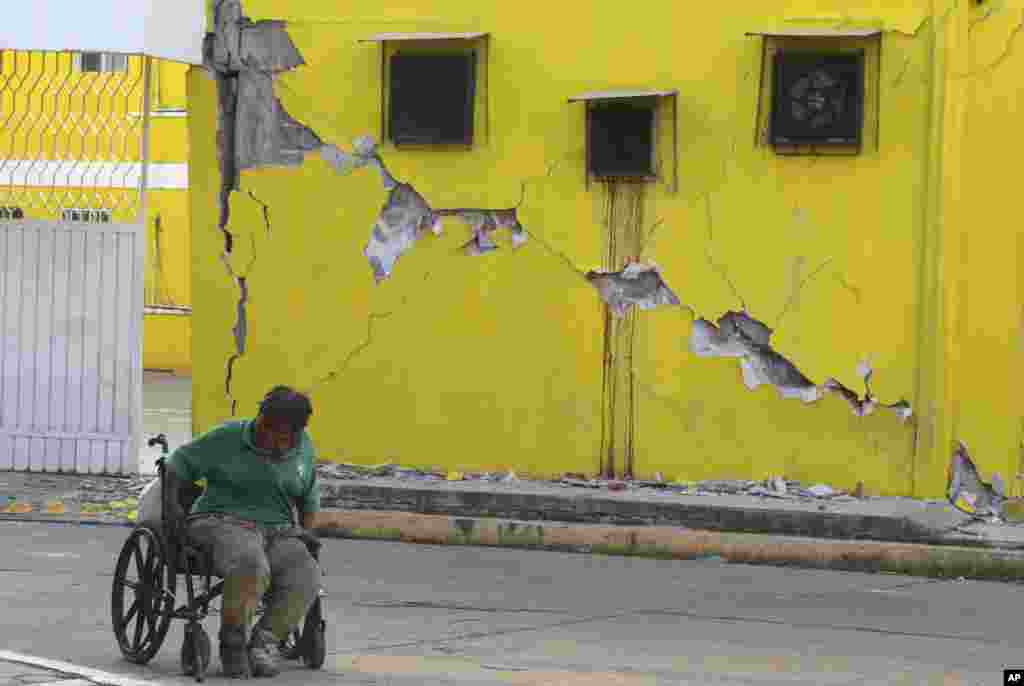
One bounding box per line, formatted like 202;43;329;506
187;0;1020;497
953;0;1024;497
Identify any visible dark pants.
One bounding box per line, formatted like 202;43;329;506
185;513;320;640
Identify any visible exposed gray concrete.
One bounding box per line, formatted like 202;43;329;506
0;520;1018;684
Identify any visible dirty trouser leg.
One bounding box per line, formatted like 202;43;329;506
185;516;270;630
257;533;320;641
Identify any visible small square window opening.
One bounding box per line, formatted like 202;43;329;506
770;52;865;146
77;52;128;73
588;101;656;179
388;53;476;146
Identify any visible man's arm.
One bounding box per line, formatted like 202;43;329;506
165;426;221;523
300;435;321;531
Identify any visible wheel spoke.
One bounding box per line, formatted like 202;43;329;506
124;597;140;625
133;606;146;647
133;539;146;580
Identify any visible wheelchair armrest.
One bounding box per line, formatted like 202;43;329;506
296;529;322;558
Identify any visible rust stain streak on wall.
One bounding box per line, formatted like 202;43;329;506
599;179;647;479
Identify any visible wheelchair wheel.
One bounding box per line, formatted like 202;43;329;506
181;623;211;682
111;527;173;664
301;599;326;669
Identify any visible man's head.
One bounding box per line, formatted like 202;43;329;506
255;386;313;458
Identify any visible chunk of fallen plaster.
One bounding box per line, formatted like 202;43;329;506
364;184;439;283
585;262;682;318
947;441;1005;521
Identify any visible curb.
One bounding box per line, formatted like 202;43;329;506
320;482;981;547
0;651;160;686
8;506;1023;583
313;510;1024;582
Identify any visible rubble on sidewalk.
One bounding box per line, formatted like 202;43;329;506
312;463;869;505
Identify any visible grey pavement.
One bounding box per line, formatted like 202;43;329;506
0;520;1019;685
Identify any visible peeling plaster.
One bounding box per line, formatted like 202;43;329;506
689;310;915;416
948;440;1006;521
321;137;531;283
206;0;327;414
585;262;682;319
690;310;820;403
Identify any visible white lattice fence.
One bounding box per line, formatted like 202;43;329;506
0;49;150;474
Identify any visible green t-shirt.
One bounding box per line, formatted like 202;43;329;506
169;419;320;527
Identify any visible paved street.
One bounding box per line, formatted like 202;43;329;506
0;521;1020;685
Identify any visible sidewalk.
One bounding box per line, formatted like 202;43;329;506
5;465;1024;581
4;369;1024;581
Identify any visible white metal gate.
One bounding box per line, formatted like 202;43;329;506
0;49;151;474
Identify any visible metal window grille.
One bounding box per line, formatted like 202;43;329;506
0;49;147;221
0;205;23;220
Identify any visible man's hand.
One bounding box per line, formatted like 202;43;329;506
302;512;319;531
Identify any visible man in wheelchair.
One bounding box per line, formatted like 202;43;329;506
163;386;322;679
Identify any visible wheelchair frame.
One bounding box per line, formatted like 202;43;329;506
110;433;327;682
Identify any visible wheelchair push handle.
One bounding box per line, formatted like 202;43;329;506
148;433;169;454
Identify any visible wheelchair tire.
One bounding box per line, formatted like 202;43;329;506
301;601;326;670
111;527;173;664
181;623;211;682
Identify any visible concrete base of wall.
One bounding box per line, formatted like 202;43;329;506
314;510;1024;583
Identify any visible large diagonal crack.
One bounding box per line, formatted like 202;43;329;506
207;0;324;415
688;195;913;420
222;233;257;416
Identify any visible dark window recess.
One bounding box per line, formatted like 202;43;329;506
0;206;23;220
389;53;476;146
588;102;656;178
770;52;865;146
78;52;127;73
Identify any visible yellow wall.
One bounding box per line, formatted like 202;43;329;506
143;61;192;375
187;0;1021;497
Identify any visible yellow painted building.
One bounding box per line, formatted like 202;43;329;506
0;53;192;375
186;0;1023;498
143;60;193;375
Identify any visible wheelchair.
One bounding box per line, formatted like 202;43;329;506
110;434;327;682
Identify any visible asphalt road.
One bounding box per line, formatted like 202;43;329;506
0;521;1019;685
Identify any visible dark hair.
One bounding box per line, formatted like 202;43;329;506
258;385;313;431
